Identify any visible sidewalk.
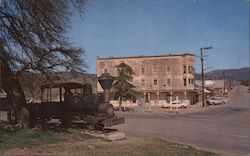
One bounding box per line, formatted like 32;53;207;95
116;102;214;115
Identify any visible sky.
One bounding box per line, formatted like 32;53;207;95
68;0;249;74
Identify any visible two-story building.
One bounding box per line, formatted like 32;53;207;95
96;53;198;105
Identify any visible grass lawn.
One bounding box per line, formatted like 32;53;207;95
87;138;218;156
0;122;92;151
0;122;217;156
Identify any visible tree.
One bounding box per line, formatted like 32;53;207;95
0;0;87;128
113;63;138;111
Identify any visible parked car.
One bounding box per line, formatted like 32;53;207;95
206;97;226;105
215;96;229;103
214;95;228;103
170;100;189;108
160;100;170;108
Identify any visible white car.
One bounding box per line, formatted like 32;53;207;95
170;100;188;108
215;96;229;103
206;97;225;105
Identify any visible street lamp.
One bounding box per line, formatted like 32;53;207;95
201;47;212;107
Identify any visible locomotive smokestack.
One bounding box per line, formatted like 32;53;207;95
98;72;115;103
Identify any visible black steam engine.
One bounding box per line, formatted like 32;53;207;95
29;73;124;130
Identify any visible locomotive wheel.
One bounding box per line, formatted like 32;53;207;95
105;104;114;118
94;122;104;130
99;103;114;118
86;122;104;131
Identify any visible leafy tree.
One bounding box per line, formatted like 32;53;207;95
113;63;138;111
0;0;87;128
241;79;249;86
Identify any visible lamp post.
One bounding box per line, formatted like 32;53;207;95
201;47;212;107
223;70;226;93
98;72;115;103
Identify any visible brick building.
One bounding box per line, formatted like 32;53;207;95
96;54;198;105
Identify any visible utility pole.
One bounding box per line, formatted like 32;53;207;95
223;70;226;93
201;47;212;107
0;43;2;93
0;58;2;92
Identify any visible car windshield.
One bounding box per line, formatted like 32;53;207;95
211;97;219;100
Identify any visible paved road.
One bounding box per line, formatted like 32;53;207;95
115;85;250;156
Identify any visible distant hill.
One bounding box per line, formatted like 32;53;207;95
195;67;250;82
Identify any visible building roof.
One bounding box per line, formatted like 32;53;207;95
195;80;212;88
195;80;225;89
212;80;225;88
97;53;195;60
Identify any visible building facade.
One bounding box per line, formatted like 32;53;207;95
96;54;197;105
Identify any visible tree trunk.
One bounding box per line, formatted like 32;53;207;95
0;56;31;128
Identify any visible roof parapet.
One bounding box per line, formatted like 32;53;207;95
96;53;195;60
